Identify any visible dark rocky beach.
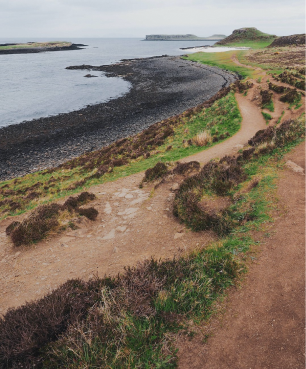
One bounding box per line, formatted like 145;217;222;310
0;55;236;181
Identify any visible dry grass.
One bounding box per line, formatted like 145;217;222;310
192;130;212;147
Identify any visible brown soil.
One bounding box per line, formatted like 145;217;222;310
177;142;305;369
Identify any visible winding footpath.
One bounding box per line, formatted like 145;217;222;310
178;55;306;369
0;84;267;315
0;58;305;368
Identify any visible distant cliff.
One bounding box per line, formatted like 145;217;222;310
145;34;226;41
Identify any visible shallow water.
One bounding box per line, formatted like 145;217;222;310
0;38;216;127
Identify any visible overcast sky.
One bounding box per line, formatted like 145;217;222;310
1;0;304;39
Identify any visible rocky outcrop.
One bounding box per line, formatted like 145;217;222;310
268;34;305;47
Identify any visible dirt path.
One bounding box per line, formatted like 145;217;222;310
175;56;306;368
177;142;305;369
0;90;267;315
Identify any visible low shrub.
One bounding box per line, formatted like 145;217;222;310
192;130;212;146
7;192;97;246
268;82;287;94
280;89;300;103
9;204;62;246
172;161;200;175
141;162;169;184
260;89;273;107
77;207;98;221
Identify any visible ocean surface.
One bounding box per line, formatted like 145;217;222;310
0;38;216;128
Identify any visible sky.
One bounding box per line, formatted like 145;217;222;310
1;0;305;39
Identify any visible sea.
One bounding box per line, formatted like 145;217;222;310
0;38;216;128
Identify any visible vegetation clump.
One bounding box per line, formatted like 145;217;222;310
274;70;305;90
268;82;287;94
172;161;200;175
6;192;97;246
192;130;212;146
141;162;169;185
0;250;241;368
260;89;273;108
173;116;305;235
280;89;300;104
232;80;254;92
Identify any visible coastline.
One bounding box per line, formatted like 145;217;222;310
0;55;236;181
0;43;86;55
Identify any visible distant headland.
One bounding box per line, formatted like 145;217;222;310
144;34;226;41
0;41;86;55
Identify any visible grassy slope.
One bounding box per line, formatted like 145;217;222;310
0;92;241;220
215;27;276;49
184;50;261;79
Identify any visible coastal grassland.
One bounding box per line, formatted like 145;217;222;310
0;91;241;221
1;117;304;368
0;42;72;50
217;40;273;49
183;50;257;79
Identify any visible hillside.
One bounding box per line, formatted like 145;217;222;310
215;27;277;47
269;33;305;47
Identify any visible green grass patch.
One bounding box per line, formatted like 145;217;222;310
277;110;285;124
218;40;274;49
184;50;255;79
261;111;272;124
263;99;274;112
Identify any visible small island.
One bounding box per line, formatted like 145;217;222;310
0;41;86;55
144;34;226;41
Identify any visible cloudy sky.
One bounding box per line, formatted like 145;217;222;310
1;0;304;39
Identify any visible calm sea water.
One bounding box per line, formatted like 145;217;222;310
0;38;216;128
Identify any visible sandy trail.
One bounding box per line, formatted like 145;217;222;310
0;89;266;315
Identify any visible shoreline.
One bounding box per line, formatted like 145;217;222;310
0;55;236;181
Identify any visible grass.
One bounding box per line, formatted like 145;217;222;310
1;117;304;368
0;91;242;220
184;50;257;79
263;99;274;112
277;111;285;124
262;111;272;124
216;40;274;49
